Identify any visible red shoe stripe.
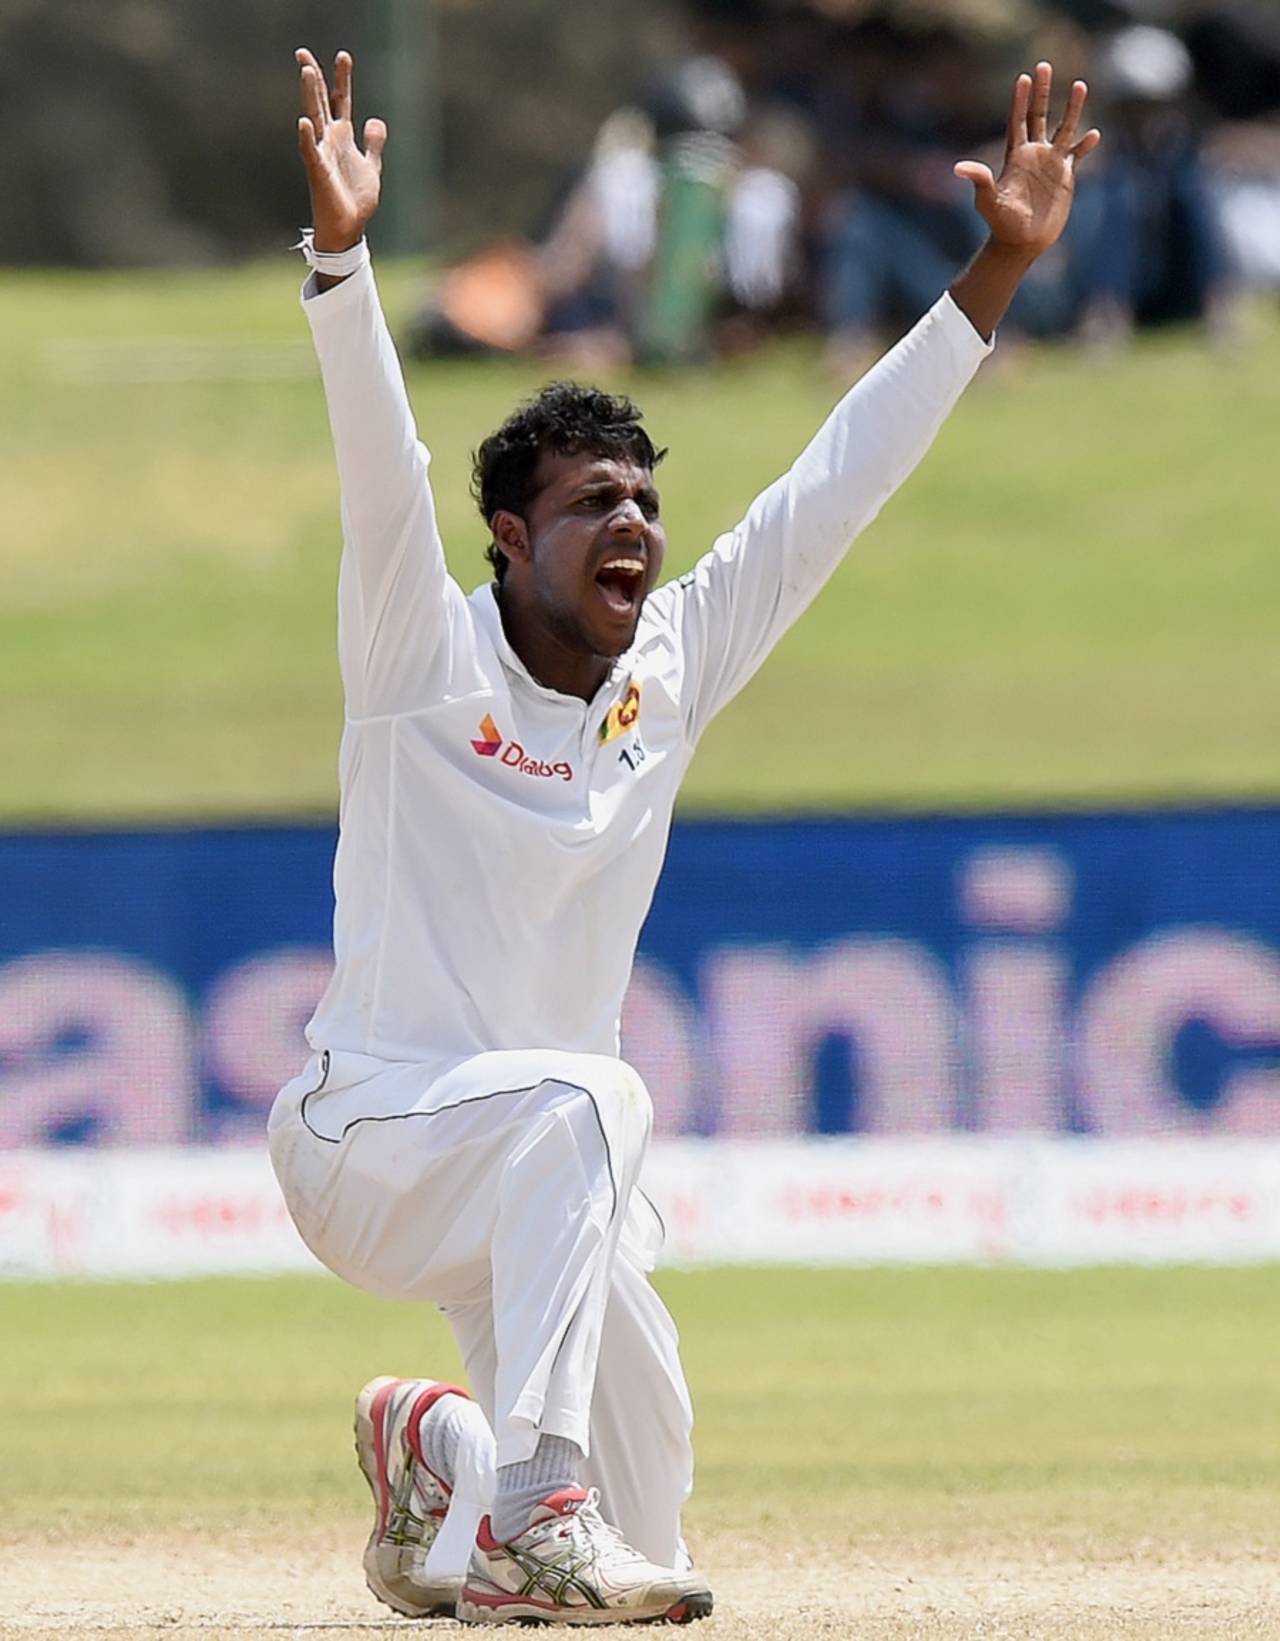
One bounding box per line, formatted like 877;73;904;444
368;1378;403;1539
461;1585;563;1614
405;1380;471;1493
474;1485;589;1553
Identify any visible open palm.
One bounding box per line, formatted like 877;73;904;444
296;48;386;253
956;63;1101;256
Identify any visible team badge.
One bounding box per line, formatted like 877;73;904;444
598;681;641;745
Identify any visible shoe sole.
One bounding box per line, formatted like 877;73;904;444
354;1375;460;1619
456;1587;714;1625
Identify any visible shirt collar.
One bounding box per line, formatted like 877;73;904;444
469;582;631;707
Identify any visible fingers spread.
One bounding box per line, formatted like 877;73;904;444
333;50;353;124
1028;60;1052;143
1008;72;1031;151
1053;79;1088;151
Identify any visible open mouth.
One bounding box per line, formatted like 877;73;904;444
594;556;645;617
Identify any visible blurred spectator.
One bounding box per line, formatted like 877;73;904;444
405;0;1280;367
630;53;747;363
817;21;999;376
9;0;1280;358
1069;24;1234;350
408;26;808;365
1188;5;1280;298
725;109;809;310
1211;121;1280;297
1182;2;1280;123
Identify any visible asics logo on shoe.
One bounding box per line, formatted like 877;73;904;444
492;1489;605;1608
507;1546;606;1609
470;714;574;782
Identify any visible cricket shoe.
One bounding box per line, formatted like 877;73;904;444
353;1375;473;1617
457;1487;713;1626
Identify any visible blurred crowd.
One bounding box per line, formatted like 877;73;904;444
410;0;1280;369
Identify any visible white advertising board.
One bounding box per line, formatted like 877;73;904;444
2;1139;1278;1280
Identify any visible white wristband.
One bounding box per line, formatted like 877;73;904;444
293;230;370;276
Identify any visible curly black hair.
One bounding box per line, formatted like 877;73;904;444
471;382;667;582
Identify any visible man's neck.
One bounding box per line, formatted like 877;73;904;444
496;589;612;703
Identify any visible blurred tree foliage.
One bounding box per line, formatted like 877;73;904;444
1;0;680;266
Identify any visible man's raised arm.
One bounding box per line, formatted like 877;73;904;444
296;48;459;719
664;63;1101;744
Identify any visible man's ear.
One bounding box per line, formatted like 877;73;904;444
491;510;531;570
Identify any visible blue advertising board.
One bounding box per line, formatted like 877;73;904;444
2;810;1279;1145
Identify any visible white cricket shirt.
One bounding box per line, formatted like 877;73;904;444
301;261;989;1089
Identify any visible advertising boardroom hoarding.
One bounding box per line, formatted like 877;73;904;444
2;808;1280;1149
6;1137;1279;1277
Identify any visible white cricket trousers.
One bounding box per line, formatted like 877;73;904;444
268;1046;694;1568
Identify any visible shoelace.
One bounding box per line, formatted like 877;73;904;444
564;1489;638;1568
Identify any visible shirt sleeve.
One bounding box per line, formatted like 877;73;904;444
302;261;470;718
659;292;992;744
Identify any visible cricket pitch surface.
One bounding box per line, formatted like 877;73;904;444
3;1527;1277;1640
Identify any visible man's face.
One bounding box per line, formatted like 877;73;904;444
508;449;667;660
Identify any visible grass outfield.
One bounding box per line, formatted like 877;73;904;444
2;1267;1278;1637
2;262;1278;821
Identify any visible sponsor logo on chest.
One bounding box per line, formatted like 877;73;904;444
470;714;574;782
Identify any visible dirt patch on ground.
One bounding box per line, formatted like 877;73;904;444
2;1527;1276;1640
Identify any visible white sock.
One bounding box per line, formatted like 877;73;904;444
490;1433;582;1543
418;1391;493;1490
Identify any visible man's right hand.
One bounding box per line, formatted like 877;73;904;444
296;48;386;258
